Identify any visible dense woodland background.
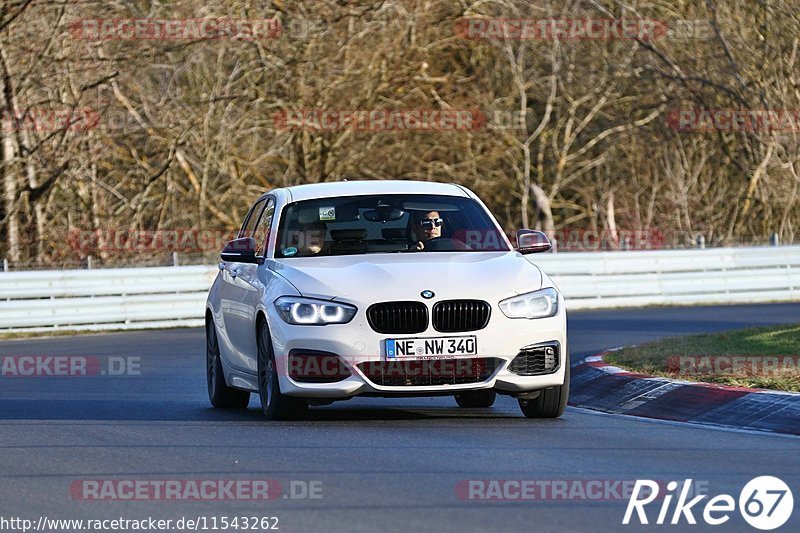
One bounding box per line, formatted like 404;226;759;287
1;0;799;268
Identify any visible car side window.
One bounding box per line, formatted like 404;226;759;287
253;198;275;257
240;198;267;239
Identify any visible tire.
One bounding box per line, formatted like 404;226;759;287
206;318;250;408
518;363;570;418
257;319;308;421
454;389;496;408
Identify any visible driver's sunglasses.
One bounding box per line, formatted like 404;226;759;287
418;218;443;230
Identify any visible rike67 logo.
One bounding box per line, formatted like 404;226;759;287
623;477;793;530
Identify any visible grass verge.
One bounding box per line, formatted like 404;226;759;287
604;324;800;392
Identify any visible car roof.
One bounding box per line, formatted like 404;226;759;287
280;180;470;202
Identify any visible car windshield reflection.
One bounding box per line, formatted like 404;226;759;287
275;194;510;258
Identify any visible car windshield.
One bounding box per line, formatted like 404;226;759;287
275;194;510;257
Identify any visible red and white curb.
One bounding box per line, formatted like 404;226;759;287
569;351;800;436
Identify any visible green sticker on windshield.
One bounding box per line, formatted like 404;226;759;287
319;207;336;221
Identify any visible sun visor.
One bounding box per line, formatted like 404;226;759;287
402;201;459;212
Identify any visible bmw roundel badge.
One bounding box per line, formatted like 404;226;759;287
421;290;435;299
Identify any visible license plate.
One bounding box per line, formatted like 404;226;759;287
386;336;477;359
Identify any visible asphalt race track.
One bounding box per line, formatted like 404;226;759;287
1;304;800;532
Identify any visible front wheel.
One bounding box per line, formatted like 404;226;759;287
206;318;250;408
257;320;308;421
518;363;570;418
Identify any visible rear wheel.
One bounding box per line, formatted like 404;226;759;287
454;390;496;408
518;364;570;418
257;320;308;420
206;318;250;408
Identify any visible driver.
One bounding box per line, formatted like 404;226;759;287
413;210;443;250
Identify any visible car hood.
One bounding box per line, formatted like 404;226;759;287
267;252;543;303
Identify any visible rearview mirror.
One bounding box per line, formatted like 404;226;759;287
516;229;551;254
363;208;405;222
221;237;259;263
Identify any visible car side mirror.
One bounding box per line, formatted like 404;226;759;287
516;229;551;254
221;237;260;263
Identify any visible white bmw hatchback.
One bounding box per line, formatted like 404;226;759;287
206;180;568;420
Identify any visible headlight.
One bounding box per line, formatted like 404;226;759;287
274;296;357;325
499;287;559;319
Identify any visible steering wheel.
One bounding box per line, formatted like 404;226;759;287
421;236;467;251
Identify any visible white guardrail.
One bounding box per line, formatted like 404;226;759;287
1;246;799;332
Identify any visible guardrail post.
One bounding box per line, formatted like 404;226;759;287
770;233;780;246
87;255;93;269
2;258;7;272
173;251;179;266
551;239;557;253
696;235;705;249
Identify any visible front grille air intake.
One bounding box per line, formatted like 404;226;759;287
288;350;351;383
432;300;491;332
357;357;501;387
508;344;559;376
366;301;428;334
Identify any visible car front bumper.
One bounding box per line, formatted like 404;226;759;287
266;303;568;399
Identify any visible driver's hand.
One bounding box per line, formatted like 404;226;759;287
416;241;424;250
